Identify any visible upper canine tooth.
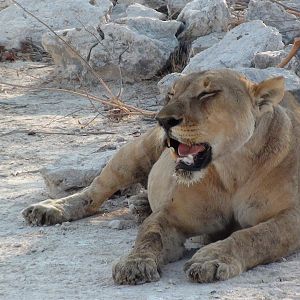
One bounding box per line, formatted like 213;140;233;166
167;137;171;147
169;147;177;160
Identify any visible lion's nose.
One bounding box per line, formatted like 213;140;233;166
156;116;183;131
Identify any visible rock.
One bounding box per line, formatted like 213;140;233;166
157;72;183;96
0;0;113;50
43;17;181;82
254;50;288;69
88;17;182;82
236;67;300;92
254;46;300;75
126;3;166;19
158;68;300;98
167;0;192;18
107;219;135;230
191;32;225;55
246;0;300;44
283;1;300;10
177;0;231;39
0;0;11;11
183;20;283;74
42;27;100;76
117;0;166;10
40;150;115;198
110;3;128;21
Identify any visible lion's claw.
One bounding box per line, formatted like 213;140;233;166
112;254;160;285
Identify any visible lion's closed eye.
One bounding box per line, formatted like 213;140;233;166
197;90;221;101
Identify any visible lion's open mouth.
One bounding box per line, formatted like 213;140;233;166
167;137;212;171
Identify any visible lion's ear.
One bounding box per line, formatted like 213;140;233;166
252;77;285;113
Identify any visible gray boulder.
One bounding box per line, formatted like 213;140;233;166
167;0;192;17
177;0;230;39
89;17;182;82
40;150;115;198
246;0;300;44
183;20;283;74
43;17;181;82
117;0;166;10
0;0;113;50
42;27;100;76
157;72;183;96
126;3;166;19
236;67;300;91
254;50;288;69
158;68;300;98
191;32;225;55
254;46;300;75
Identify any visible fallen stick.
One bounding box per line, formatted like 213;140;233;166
1;129;117;137
277;37;300;68
0;81;157;117
10;0;116;100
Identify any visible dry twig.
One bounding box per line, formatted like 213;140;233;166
271;0;300;17
0;81;157;117
9;0;157;119
277;37;300;68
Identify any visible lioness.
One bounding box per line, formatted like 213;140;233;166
23;69;300;284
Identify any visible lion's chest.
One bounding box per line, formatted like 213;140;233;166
148;150;177;212
148;150;232;235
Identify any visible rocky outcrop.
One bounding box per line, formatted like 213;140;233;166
43;16;181;82
158;67;300;98
183;21;283;74
126;3;166;19
177;0;230;39
246;0;300;44
0;0;113;50
253;46;300;75
191;32;225;55
90;17;181;82
40;150;115;198
167;0;192;17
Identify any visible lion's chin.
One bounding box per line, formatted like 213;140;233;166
174;169;207;186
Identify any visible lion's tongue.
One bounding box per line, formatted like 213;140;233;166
178;143;205;157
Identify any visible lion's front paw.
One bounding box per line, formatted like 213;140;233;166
128;191;152;223
184;243;243;283
112;254;160;285
22;201;67;226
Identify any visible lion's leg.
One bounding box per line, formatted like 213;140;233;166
22;127;164;226
112;211;186;284
184;208;300;283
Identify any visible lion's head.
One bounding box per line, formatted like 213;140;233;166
156;69;285;184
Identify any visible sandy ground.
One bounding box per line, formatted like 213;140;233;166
1;61;300;300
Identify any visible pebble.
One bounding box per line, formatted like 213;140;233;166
61;221;71;227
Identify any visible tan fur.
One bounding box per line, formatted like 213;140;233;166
23;69;300;284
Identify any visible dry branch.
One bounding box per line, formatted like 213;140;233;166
0;81;157;117
11;0;116;99
9;0;157;119
270;0;300;17
277;37;300;68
